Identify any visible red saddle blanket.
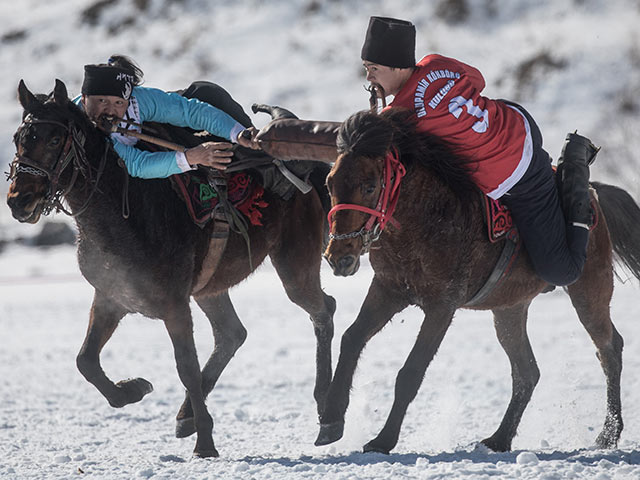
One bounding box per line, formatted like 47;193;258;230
484;196;515;243
172;171;268;228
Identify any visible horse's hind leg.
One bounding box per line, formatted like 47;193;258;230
567;274;623;448
270;247;336;417
164;304;217;457
76;291;153;408
270;195;336;417
362;304;455;454
175;291;247;438
481;302;539;452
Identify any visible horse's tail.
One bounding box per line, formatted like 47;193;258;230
592;181;640;280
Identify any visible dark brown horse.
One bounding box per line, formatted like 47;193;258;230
7;80;336;458
316;108;640;454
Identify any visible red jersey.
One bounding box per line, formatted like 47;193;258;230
387;54;533;199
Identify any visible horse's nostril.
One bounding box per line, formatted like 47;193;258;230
337;255;355;271
10;192;34;210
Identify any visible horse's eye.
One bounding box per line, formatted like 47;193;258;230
48;137;61;147
363;184;376;195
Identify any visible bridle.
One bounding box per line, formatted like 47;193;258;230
327;148;406;252
9;113;108;217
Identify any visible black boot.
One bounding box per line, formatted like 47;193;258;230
556;132;600;229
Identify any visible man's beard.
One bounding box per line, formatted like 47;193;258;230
94;114;120;133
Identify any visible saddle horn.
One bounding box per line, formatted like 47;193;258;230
251;103;299;121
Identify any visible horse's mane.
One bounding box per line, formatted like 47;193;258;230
337;108;479;204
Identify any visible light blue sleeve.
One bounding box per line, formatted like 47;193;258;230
112;140;183;179
133;86;244;140
73;92;187;178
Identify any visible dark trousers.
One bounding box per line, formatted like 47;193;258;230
178;81;253;129
499;102;588;286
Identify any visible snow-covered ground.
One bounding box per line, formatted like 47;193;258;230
2;246;640;479
2;0;640;478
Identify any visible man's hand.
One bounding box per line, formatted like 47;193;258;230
236;127;261;150
185;142;234;170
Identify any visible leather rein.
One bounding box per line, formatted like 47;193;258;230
327;148;406;252
9;114;108;217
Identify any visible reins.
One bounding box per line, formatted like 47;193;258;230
327;148;406;251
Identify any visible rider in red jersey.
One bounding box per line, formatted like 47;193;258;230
361;16;599;286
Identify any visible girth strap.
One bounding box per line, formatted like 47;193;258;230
192;210;230;294
464;230;520;307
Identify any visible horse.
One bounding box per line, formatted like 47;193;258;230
6;79;336;458
315;108;640;454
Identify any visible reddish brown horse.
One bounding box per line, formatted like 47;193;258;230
316;108;640;453
7;80;335;457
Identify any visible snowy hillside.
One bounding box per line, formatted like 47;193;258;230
1;1;639;215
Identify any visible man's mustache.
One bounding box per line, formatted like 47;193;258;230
97;114;121;131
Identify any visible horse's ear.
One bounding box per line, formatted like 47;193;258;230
18;79;40;112
53;79;69;105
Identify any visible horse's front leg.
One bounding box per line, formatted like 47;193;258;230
164;305;217;458
363;304;455;454
76;291;153;408
315;276;408;446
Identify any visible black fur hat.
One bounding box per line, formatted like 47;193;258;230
361;16;416;68
81;64;135;100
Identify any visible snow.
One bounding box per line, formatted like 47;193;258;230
3;245;640;478
2;0;640;478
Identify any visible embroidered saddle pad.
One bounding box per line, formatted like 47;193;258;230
483;196;516;243
171;170;268;228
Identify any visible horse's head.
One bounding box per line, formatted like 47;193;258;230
7;79;87;223
325;110;405;276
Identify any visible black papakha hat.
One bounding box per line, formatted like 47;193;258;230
81;64;135;100
361;16;416;68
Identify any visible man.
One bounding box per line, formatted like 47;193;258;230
77;55;258;179
360;16;598;286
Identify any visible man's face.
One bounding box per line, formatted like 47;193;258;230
363;61;405;97
81;95;129;132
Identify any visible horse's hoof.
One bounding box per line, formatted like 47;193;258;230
595;431;620;449
363;440;390;454
175;417;196;438
594;417;622;449
193;447;219;458
110;378;153;407
314;421;345;446
480;436;511;452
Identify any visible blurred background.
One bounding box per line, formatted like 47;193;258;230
1;0;638;244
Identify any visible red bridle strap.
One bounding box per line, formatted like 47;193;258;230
328;148;406;234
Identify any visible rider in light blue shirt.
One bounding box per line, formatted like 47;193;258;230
75;55;257;178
